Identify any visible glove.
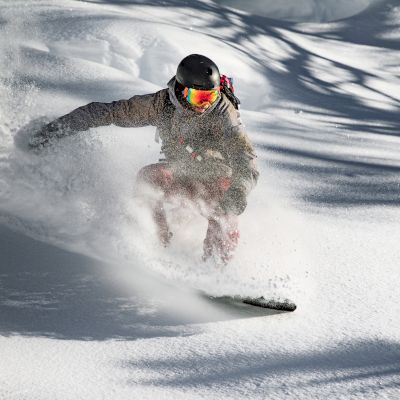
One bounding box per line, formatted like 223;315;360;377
29;122;62;149
219;187;247;215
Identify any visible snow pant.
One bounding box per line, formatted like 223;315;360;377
136;163;239;263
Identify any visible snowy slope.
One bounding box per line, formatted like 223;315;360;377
0;0;400;399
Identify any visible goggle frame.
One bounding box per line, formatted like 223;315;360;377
183;86;220;109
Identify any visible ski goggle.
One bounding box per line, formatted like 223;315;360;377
183;87;220;109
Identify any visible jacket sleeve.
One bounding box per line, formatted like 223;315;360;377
30;90;167;147
221;110;259;196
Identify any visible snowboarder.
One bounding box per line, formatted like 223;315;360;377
30;54;259;263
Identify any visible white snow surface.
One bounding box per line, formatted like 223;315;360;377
0;0;400;399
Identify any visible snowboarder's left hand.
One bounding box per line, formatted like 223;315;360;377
220;187;247;215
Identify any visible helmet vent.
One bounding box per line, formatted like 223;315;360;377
207;68;213;75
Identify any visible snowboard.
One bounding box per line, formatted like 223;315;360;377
203;294;297;314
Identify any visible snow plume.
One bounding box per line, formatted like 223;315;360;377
3;121;309;315
119;166;314;306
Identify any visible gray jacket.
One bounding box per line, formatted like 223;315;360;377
31;77;259;211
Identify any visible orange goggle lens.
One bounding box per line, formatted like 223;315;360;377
183;87;220;109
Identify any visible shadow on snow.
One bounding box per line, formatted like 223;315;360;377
0;224;192;341
123;338;400;394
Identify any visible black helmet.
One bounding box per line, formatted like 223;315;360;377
176;54;220;90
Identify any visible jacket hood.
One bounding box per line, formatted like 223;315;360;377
167;76;220;116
